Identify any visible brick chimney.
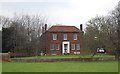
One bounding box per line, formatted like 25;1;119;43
45;24;47;31
80;24;83;31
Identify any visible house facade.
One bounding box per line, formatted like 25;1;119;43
39;24;84;55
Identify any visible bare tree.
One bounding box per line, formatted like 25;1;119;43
12;14;47;56
2;13;47;57
0;16;12;28
85;15;118;54
111;2;120;60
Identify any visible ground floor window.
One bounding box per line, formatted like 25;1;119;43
71;44;75;50
76;43;80;50
71;43;80;50
50;44;54;50
50;44;60;50
55;44;59;50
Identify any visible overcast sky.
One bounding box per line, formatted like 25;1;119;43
0;0;119;30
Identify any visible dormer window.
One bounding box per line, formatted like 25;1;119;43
63;34;67;40
73;34;77;40
53;33;57;40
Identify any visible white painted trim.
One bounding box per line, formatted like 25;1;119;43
62;41;70;54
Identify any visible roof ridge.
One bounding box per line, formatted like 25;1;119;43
52;25;75;27
47;25;80;32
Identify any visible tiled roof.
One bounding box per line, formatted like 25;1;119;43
48;25;80;32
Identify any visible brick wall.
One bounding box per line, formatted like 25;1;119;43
44;32;84;55
0;53;11;62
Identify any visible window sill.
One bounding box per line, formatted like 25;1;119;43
74;39;77;40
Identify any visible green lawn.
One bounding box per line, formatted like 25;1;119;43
17;54;115;59
0;62;2;73
2;61;118;72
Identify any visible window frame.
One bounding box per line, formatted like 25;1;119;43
71;44;75;50
53;33;57;40
63;33;67;40
50;44;54;50
73;33;77;40
55;44;59;50
76;43;80;50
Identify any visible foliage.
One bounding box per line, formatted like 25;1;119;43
84;2;120;54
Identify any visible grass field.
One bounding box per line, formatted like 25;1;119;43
2;61;118;72
0;62;2;73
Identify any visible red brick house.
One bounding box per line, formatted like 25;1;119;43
39;24;84;55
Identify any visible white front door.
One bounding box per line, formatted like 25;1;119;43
62;41;70;54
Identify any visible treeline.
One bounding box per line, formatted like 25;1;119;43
84;2;120;54
1;2;120;56
1;14;47;56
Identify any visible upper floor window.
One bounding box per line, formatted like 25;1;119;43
63;34;67;40
74;34;77;40
76;43;80;50
53;33;57;40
